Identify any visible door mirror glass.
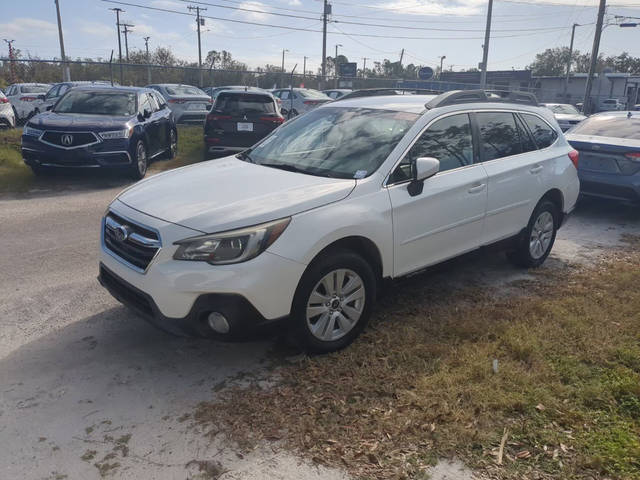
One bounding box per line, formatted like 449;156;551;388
415;157;440;181
144;109;151;119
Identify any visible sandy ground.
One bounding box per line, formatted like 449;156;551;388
0;179;638;480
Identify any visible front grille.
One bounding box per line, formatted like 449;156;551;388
103;212;161;272
99;265;153;316
41;131;98;148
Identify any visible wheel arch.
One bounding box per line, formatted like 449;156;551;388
540;188;564;223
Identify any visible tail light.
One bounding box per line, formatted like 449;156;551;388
20;96;39;102
168;98;187;104
303;100;318;105
626;152;640;162
260;116;285;124
568;150;579;169
0;97;8;104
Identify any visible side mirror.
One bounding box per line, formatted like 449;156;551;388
37;94;45;101
408;157;440;196
144;109;151;119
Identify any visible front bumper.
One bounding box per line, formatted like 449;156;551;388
98;201;307;337
22;136;132;168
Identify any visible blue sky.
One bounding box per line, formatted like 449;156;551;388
3;0;640;73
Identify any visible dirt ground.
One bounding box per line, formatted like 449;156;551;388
0;178;638;480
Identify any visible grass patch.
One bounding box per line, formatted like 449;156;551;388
195;247;640;479
150;125;205;172
0;128;33;193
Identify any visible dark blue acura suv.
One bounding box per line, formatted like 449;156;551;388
22;86;177;179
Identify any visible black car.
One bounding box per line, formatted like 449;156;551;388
204;90;284;157
22;86;177;179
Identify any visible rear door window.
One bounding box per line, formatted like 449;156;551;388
515;114;537;152
521;114;558;148
215;93;275;115
477;112;523;161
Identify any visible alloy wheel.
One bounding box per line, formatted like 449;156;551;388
306;269;365;342
137;142;147;176
529;211;554;259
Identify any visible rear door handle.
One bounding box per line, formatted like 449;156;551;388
468;183;486;194
530;165;543;174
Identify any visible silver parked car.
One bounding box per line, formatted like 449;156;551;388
4;83;51;123
146;84;211;124
0;90;15;128
271;88;332;117
541;103;586;132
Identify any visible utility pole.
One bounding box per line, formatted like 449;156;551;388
144;36;151;84
281;49;288;88
362;57;368;78
480;0;493;88
335;43;342;88
563;24;580;99
321;0;330;89
439;55;446;79
187;5;207;87
3;39;15;83
54;0;71;82
302;56;308;86
121;24;134;62
399;48;404;65
109;7;124;85
583;0;607;115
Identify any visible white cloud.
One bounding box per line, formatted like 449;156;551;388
80;21;114;39
235;1;271;22
288;0;302;5
150;0;182;8
0;18;58;38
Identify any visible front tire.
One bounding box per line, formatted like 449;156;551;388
291;251;376;353
166;127;178;159
129;140;148;180
508;199;559;268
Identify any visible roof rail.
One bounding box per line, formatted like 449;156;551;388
334;87;441;102
425;89;539;109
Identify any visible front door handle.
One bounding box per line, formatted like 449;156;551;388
468;183;486;194
530;165;543;174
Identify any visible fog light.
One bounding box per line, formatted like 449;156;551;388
207;312;230;334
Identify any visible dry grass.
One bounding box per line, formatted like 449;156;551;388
0;127;33;192
195;245;640;480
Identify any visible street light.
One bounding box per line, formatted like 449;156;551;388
335;44;342;88
281;49;289;88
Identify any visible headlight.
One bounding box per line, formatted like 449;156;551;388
173;217;291;265
23;126;43;137
99;129;131;140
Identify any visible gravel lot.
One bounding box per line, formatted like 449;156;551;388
1;178;638;480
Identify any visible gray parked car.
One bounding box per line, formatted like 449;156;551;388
541;103;586;132
566;111;640;203
146;84;211;124
0;90;16;128
39;81;112;113
271;88;331;117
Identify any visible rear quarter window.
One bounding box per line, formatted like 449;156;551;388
521;113;558;149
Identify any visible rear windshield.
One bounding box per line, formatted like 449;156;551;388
298;89;330;99
21;85;50;94
54;91;137;116
164;85;204;96
569;114;640;140
215;93;275;115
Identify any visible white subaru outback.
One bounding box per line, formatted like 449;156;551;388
99;90;580;353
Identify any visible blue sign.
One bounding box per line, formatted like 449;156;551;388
418;66;434;80
339;62;358;77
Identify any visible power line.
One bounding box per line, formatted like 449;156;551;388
101;0;584;40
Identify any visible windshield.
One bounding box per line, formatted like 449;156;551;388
298;89;330;99
21;85;49;94
547;104;579;115
54;91;137;116
240;107;418;179
569;114;640;140
165;85;205;96
215;93;275;115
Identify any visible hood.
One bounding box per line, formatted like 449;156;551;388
28;112;132;130
117;157;356;233
555;113;586;122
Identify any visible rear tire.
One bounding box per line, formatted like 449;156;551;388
166;127;178;159
291;250;376;354
129;140;148;180
507;199;559;268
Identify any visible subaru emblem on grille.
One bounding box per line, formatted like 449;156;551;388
115;225;129;242
61;134;73;146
